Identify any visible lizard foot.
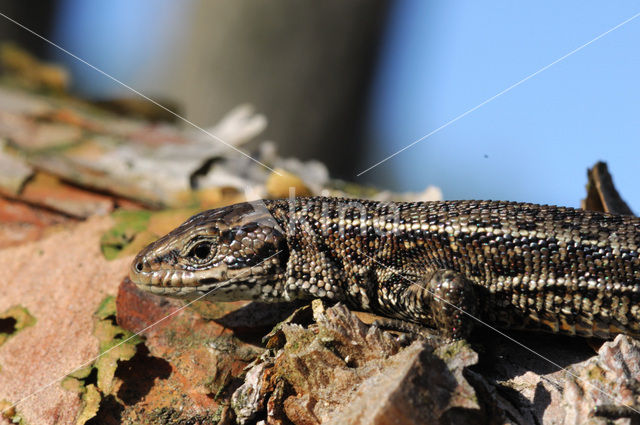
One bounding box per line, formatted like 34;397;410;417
404;269;479;339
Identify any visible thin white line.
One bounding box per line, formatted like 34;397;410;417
361;252;639;415
357;11;640;177
0;12;281;176
1;251;282;414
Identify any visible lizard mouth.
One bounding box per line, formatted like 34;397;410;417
130;270;228;298
129;267;197;286
129;263;263;299
129;266;228;289
132;273;268;301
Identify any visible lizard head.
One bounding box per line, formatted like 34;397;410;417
129;201;288;301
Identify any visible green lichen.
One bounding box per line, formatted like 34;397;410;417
205;368;233;401
586;365;606;382
74;385;101;425
100;210;152;260
0;401;28;424
94;296;116;321
0;305;36;347
435;339;469;361
92;296;141;394
148;406;222;425
62;296;143;425
284;332;315;354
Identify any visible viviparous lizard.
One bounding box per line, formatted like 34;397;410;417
129;197;640;339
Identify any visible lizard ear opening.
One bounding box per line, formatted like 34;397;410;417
276;241;289;267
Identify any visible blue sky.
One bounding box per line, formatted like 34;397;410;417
52;0;187;97
52;1;640;212
364;1;640;211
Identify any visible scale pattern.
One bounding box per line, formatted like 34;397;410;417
131;197;640;339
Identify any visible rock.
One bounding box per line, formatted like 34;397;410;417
558;335;640;424
0;216;130;425
233;302;486;425
114;278;266;424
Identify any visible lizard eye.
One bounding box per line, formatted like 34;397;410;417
189;242;212;261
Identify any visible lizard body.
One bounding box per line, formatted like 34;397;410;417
130;197;640;339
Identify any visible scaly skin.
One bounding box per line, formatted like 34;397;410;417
130;197;640;339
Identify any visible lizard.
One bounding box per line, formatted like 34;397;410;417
129;197;640;340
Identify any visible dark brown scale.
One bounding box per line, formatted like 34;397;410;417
263;197;640;339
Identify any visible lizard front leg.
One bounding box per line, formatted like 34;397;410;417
374;269;479;339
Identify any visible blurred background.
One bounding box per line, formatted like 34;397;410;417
3;0;640;210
